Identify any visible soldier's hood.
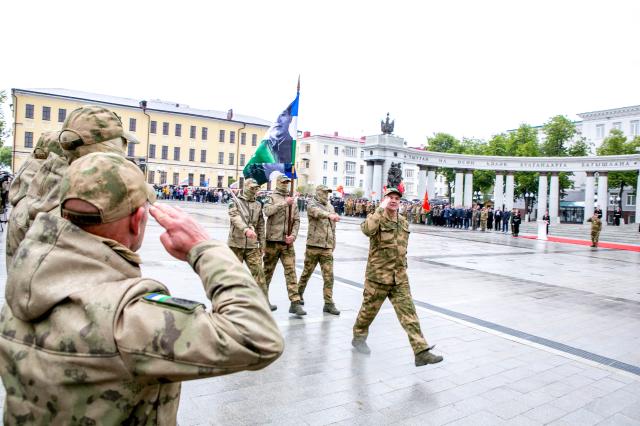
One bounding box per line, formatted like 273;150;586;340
6;213;142;322
26;152;69;220
9;157;44;207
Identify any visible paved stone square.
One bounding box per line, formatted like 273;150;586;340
1;201;639;425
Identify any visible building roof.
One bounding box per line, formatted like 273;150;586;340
13;88;272;127
577;105;640;120
300;132;365;144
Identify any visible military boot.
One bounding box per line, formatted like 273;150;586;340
269;303;277;312
299;295;305;306
323;303;340;315
289;301;307;316
351;336;371;354
414;346;443;366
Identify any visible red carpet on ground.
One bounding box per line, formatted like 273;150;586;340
518;234;640;252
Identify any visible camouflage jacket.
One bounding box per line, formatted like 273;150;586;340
305;197;336;249
5;153;68;269
8;157;44;207
264;190;300;242
361;207;410;285
588;216;602;232
227;195;265;249
0;213;283;425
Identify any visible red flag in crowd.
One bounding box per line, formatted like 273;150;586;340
422;190;431;212
336;185;344;196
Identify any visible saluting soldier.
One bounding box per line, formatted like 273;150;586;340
587;212;602;247
352;187;443;367
228;178;275;310
297;185;341;315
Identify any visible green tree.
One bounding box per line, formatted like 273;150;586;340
567;136;592;157
350;188;364;199
297;183;315;195
596;129;640;210
541;115;576;157
0;90;11;168
425;133;462;197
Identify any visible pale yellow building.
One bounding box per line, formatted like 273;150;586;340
11;88;271;188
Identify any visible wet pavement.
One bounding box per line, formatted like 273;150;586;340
1;201;640;425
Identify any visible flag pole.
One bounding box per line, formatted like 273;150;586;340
287;76;300;240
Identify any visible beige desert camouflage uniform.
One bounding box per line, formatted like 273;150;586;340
588;215;602;245
353;206;429;354
5;132;64;268
298;187;337;303
228;180;267;295
263;177;301;302
0;153;283;425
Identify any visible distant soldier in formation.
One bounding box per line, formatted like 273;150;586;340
587;211;602;247
352;187;443;367
263;174;306;315
480;207;488;231
511;208;522;237
297;185;341;315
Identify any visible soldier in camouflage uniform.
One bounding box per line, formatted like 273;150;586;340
263;174;306;315
227;178;275;310
0;152;283;425
5;105;135;268
352;187;443;367
297;185;341;315
587;212;602;247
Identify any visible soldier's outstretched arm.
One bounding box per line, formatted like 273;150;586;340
361;207;383;237
115;204;283;382
263;196;286;217
307;202;331;220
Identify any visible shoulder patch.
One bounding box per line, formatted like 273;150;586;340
142;293;204;313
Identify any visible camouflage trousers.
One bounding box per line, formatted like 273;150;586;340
263;241;301;302
591;231;600;246
298;246;334;303
230;247;268;296
353;279;428;354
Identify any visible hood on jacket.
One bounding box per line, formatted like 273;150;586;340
9;157;44;207
6;213;141;322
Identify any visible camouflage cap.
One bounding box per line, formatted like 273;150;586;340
276;174;291;183
60;152;156;225
315;184;332;193
384;187;402;197
33;131;64;159
244;178;260;189
58;105;140;151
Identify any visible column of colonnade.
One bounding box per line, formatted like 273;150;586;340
597;172;608;224
463;170;473;208
494;173;504;210
636;171;640;225
454;170;464;206
584;172;595;224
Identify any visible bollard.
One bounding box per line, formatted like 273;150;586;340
537;220;548;241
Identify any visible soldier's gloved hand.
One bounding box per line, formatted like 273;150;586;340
380;197;390;210
285;196;294;206
285;235;295;245
245;229;258;239
329;213;340;222
150;203;210;261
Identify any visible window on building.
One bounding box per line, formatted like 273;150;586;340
323;176;327;185
239;177;245;188
218;152;224;164
323;161;328;171
305;144;310;153
345;161;356;173
240;154;245;166
200;174;206;186
173;173;179;185
627;194;636;206
333;177;338;186
323;145;328;155
42;106;51;121
58;108;66;123
175;124;182;137
345;147;356;157
406;183;414;193
230;131;235;144
190;125;196;139
405;169;414;178
219;129;225;142
200;150;206;162
241;132;246;145
162;122;169;135
217;176;224;187
160;171;167;185
251;134;257;146
188;173;194;186
150;120;157;134
148;170;155;184
189;148;195;162
25;104;34;119
228;176;234;187
161;146;168;160
228;153;234;165
359;179;363;188
333;162;338;172
360;165;364;174
612;122;622;130
304;160;310;168
202;127;208;140
24;131;33;148
346;176;355;186
631;120;640;136
173;147;180;161
129;118;136;132
334;147;339;156
149;144;156;159
128;143;135;157
596;124;605;139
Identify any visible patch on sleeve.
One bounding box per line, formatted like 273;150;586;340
142;293;204;313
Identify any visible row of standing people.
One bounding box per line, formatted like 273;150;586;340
429;205;524;236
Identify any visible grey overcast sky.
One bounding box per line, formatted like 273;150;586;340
3;0;640;146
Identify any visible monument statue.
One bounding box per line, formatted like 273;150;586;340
387;162;403;190
381;113;394;134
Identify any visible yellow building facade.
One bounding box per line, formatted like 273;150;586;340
11;88;271;188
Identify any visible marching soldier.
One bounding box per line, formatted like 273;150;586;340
587;211;602;247
352;187;443;367
297;185;341;315
263;174;306;315
228;178;275;310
